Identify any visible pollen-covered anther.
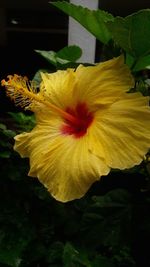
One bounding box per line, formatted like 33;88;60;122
1;74;40;110
1;79;6;86
1;74;84;124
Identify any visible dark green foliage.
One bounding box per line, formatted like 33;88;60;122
35;45;82;68
107;10;150;71
52;1;114;44
0;112;150;267
33;45;83;84
52;2;150;71
107;10;150;58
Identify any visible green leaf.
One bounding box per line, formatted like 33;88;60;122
93;255;115;267
52;1;114;44
46;242;64;263
135;80;149;96
57;45;82;62
0;123;7;130
8;112;35;131
133;54;150;71
92;189;131;208
35;45;82;68
125;54;135;69
35;50;57;66
0;151;11;158
3;129;16;138
0;226;33;267
126;53;150;71
32;69;50;84
63;243;79;267
81;189;132;251
63;243;91;267
107;9;150;58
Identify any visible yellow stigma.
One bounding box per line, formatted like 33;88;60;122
1;74;79;124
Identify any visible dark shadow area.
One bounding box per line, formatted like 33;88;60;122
0;4;68;112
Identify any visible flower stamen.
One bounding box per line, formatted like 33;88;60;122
1;75;79;125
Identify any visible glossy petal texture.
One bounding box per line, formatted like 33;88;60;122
13;56;150;202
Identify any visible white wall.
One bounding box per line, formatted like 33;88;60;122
68;0;99;63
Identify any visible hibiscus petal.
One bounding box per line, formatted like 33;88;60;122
91;92;150;169
75;56;134;106
14;122;110;202
40;69;76;109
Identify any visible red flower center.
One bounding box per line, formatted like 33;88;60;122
61;102;94;138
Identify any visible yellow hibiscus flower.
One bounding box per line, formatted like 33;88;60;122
1;56;150;202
